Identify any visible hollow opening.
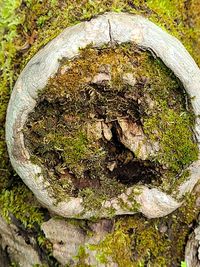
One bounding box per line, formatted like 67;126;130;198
104;121;161;185
23;43;197;199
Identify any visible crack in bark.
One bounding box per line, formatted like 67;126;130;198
108;19;114;46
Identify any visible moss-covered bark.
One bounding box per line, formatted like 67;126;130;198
23;43;197;212
1;0;200;266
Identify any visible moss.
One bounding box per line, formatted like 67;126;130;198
87;188;199;267
23;44;141;206
46;130;90;171
37;232;55;266
88;225;133;266
0;183;44;228
143;101;198;194
78;188;108;215
74;246;91;267
10;262;20;267
1;0;200;265
0;0;24;190
126;187;142;212
144;102;197;172
23;43;197;211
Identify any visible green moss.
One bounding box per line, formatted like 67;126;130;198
143;100;198;193
88;225;133;266
37;232;54;264
144;102;198;171
1;0;200;190
0;0;24;190
78;188;107;214
0;184;44;228
1;1;200;266
74;246;90;267
23;42;197;217
10;262;20;267
47;130;90;170
23;45;139;206
87;188;199;266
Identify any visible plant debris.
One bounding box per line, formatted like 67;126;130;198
23;43;198;201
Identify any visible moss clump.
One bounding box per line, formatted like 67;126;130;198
144;103;197;172
24;44;145;206
86;189;199;267
88;223;133;266
74;246;90;267
24;43;197;210
0;184;44;229
46;130;90;171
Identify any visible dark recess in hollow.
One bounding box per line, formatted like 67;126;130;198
106;122;161;185
113;160;160;185
24;82;162;193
